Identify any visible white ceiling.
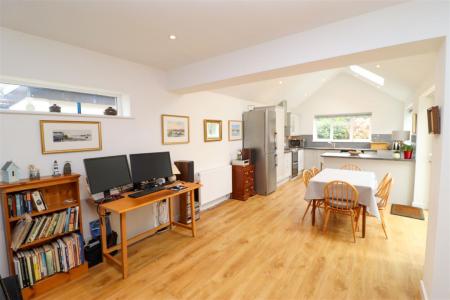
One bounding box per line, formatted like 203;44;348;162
213;52;437;108
0;0;406;70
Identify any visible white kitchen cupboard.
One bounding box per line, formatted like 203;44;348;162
283;152;292;181
298;149;305;172
289;113;301;136
275;107;285;182
304;149;340;170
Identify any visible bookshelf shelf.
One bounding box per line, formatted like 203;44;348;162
0;174;87;299
17;229;79;250
9;203;79;222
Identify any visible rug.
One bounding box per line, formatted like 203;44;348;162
390;204;425;220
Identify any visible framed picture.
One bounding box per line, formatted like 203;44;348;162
412;113;417;134
204;119;222;142
40;120;102;154
427;106;441;134
161;114;190;144
228;120;243;141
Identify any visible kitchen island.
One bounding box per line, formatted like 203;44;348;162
320;151;415;205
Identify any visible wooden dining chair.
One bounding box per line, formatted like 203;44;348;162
323;180;361;243
375;173;393;239
301;169;315;221
311;167;320;176
340;164;362;171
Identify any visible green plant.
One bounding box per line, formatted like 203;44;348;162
402;144;414;152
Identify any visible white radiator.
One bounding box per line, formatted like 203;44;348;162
197;165;232;209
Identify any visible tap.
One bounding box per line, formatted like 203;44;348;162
328;141;336;149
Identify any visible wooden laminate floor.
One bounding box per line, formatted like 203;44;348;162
38;178;427;300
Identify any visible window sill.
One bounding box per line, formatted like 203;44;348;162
0;110;134;119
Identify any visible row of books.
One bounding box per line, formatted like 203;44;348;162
7;190;48;217
11;207;80;251
13;233;85;288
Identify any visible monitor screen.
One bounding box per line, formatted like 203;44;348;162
83;155;132;194
130;152;173;183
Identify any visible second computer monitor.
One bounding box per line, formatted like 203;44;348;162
130;151;173;183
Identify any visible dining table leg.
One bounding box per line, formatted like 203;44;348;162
362;205;367;238
312;200;316;226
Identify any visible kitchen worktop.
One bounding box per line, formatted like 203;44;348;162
321;151;415;162
304;147;375;151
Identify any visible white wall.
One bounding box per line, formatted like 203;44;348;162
422;38;450;300
0;28;255;277
293;73;405;135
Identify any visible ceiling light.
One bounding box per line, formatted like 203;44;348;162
279;81;283;85
304;92;308;96
349;65;384;86
376;64;381;68
169;34;177;40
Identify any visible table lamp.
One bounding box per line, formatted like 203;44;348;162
168;163;181;183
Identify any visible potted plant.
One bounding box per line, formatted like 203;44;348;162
402;144;414;159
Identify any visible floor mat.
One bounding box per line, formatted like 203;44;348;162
391;204;425;220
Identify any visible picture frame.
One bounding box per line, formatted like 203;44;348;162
228;120;243;141
40;120;102;154
427;106;441;134
204;119;222;142
161;114;190;144
412;113;417;134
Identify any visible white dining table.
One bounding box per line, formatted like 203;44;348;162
304;168;380;238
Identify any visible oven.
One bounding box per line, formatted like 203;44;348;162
291;150;298;178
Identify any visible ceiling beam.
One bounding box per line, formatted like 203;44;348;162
167;1;449;93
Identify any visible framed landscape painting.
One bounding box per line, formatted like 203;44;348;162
204;119;222;142
161;114;190;144
40;120;102;154
228;120;243;141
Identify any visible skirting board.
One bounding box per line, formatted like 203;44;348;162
201;194;230;211
420;280;428;300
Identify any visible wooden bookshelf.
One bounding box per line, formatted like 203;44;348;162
0;174;87;299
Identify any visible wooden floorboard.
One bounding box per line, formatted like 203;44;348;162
37;178;427;300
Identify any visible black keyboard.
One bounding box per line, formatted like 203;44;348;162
128;186;165;198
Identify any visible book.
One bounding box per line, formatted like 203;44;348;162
11;217;33;251
13;234;85;288
31;191;47;212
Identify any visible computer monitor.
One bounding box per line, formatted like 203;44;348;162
83;155;132;194
130;152;173;183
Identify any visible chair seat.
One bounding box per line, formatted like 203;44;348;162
327;199;358;209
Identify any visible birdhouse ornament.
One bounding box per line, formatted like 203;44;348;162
1;161;21;183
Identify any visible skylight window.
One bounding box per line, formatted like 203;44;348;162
349;65;384;86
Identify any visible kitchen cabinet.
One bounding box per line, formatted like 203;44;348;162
283;152;292;180
298;149;305;172
290;113;301;136
304;149;340;170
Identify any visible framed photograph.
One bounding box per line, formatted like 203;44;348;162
204;119;222;142
412;113;417;134
40;120;102;154
228;120;243;141
161;114;190;144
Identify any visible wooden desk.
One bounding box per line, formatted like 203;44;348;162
98;181;201;279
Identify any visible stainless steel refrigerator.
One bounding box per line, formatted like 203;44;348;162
243;108;277;195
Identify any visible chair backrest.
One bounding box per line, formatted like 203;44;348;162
376;173;392;196
303;169;314;187
311;167;320;176
340;164;362;171
323;180;359;210
376;175;393;208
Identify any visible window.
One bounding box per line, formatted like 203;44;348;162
0;82;120;116
314;114;371;142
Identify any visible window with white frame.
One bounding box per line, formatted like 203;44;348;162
313;114;372;142
0;82;121;116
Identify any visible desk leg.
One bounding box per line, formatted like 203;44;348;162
312;200;316;226
168;197;173;229
190;190;197;237
100;207;107;256
362;205;367;238
120;213;128;279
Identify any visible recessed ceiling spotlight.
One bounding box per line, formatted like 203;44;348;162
376;64;381;68
169;34;177;40
304;92;309;96
279;81;283;85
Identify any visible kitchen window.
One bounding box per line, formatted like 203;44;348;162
0;81;124;117
314;113;372;142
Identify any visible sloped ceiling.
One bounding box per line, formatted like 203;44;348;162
213;52;437;108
